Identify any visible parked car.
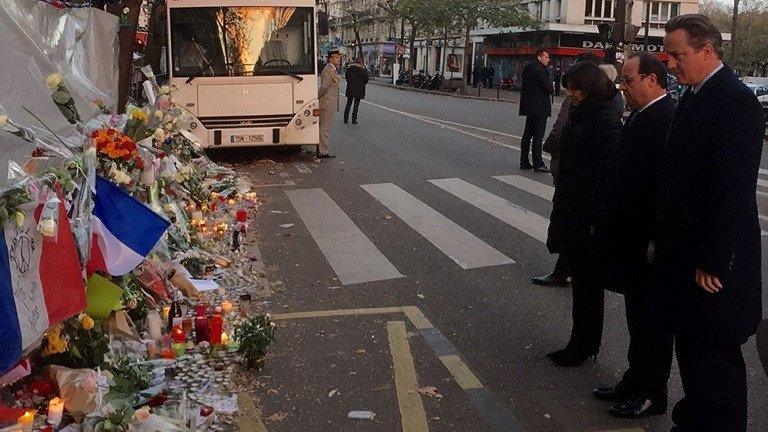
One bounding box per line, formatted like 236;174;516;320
746;83;768;125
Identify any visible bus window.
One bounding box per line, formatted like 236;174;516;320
170;6;316;78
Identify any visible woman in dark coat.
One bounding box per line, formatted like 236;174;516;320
344;58;369;124
545;61;623;367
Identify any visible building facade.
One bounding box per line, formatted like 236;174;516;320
325;0;398;77
470;0;703;83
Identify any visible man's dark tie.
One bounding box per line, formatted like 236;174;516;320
624;111;638;129
675;88;694;116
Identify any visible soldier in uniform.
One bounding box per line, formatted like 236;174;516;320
317;48;342;158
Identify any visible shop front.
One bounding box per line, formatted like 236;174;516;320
483;31;668;83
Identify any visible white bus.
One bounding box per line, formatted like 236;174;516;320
163;0;322;149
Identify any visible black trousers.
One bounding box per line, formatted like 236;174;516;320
620;279;674;398
344;97;361;122
520;115;547;168
567;252;605;352
552;254;570;278
671;337;747;432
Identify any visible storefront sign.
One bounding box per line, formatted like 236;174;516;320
582;40;665;52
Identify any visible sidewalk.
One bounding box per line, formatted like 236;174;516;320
368;76;569;106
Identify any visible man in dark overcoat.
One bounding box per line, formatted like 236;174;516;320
656;14;765;432
344;57;369;125
519;49;554;172
593;53;675;419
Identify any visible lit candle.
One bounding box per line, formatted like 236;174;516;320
211;192;219;200
47;397;64;426
162;306;171;320
172;342;186;357
221;331;229;346
221;300;233;314
17;410;34;431
236;209;248;223
227;199;236;206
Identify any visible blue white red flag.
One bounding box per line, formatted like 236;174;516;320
88;176;170;276
0;200;86;373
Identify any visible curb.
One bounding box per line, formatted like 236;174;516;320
368;79;522;105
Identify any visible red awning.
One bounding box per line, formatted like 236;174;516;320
485;46;668;61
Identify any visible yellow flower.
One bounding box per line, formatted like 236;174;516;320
132;109;148;123
79;314;95;330
46;73;63;90
44;324;68;356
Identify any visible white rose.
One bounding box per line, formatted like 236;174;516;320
159;85;171;95
38;218;57;237
45;73;63;90
122;7;129;13
153;128;165;141
0;115;7;128
154;110;164;119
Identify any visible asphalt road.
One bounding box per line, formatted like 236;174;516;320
218;82;768;432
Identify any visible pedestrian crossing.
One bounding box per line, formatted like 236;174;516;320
285;173;768;286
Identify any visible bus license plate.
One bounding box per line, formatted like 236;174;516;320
231;133;264;143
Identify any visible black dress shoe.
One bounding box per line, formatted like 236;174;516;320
344;119;349;124
316;153;337;159
546;347;599;367
534;164;551;173
531;272;570;287
592;382;635;402
608;396;667;418
352;120;358;124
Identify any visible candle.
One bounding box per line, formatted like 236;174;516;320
201;204;209;212
227;199;236;206
196;303;207;317
209;313;223;345
182;318;193;335
47;397;63;426
17;411;34;431
172;325;185;343
221;332;229;346
221;301;233;314
172;342;186;357
147;310;163;340
162;306;170;320
161;348;175;359
195;316;209;343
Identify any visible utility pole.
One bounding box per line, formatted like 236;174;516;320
610;0;627;65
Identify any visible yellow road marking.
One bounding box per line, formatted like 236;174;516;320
387;321;430;432
271;306;402;321
401;306;434;329
439;355;483;390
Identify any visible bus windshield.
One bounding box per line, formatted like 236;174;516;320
170;6;315;78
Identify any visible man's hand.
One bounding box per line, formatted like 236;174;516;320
695;269;723;294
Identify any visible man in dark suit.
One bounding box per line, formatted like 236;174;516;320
592;53;675;418
519;48;553;172
344;57;369;125
656;14;765;432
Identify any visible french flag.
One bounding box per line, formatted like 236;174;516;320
0;200;86;373
87;176;170;276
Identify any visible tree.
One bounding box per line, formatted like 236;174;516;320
700;0;768;76
339;0;373;59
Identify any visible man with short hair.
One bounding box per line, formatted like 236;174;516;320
317;49;342;158
656;14;765;431
593;53;675;419
519;49;554;172
344;57;369;125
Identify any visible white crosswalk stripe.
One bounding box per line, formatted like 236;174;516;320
362;183;514;269
286;188;403;285
429;178;549;244
493;175;554;201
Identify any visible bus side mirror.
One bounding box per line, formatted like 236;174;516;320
317;11;329;36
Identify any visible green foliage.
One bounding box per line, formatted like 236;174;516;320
0;185;31;228
700;0;768;76
107;357;153;404
36;316;110;370
234;314;276;365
